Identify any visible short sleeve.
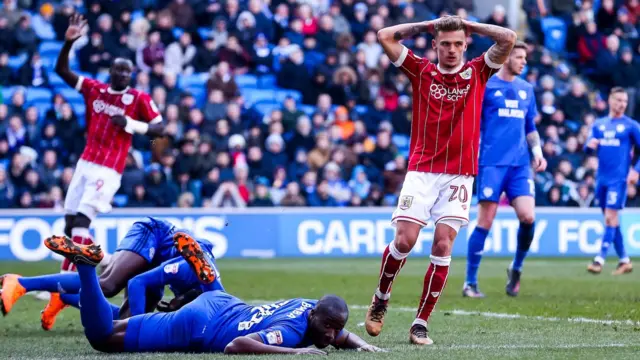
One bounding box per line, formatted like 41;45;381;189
255;324;305;348
136;92;163;124
76;76;103;95
392;45;428;80
468;52;502;84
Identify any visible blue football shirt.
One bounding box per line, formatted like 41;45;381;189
479;75;538;167
586;116;640;185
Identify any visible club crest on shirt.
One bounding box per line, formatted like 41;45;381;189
121;93;134;105
266;330;283;345
431;71;437;76
459;67;472;80
399;195;413;210
617;124;625;132
518;90;527;100
164;263;180;274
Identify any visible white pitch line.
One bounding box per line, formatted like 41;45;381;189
432;343;633;350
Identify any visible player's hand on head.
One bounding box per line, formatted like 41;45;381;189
357;344;387;353
111;115;127;128
295;348;327;355
65;13;87;42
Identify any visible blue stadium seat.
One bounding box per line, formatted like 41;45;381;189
254;101;282;116
1;86;16;102
33;101;51;118
96;72;109;83
131;10;145;21
242;88;275;105
235;74;258;87
392;134;410;155
26;87;52;103
8;53;27;70
186;86;206;107
172;28;184;40
48;72;66;87
179;73;208;89
38;41;63;57
258;74;276;88
541;17;567;54
112;194;129;208
298;104;316;115
142;151;153;165
354;105;369;115
198;27;212;40
274;89;302;103
58;88;83;104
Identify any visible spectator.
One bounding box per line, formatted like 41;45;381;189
207;62;239;101
164;32;196;75
139;31;165;72
249;176;274;207
192;36;218;73
18;52;48;87
280;181;306;206
308;180;338;206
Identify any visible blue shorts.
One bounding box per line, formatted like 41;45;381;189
115;218;181;264
596;182;627;210
477;165;534;203
124;291;234;353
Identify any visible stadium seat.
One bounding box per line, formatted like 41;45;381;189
254;101;282;116
354;105;369;115
112;194;129;208
25;87;52;103
186;86;206;107
58;88;83;104
298;104;316;116
96;72;109;83
235;74;258;88
242;88;275;105
257;74;276;88
392;134;410;155
198;27;212;40
172;28;184;40
179;73;208;89
48;72;65;87
8;53;27;70
274;89;302;103
541;17;567;54
1;86;16;102
38;41;63;58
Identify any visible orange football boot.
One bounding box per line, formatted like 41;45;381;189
173;232;216;284
41;293;68;331
44;235;103;266
0;274;26;316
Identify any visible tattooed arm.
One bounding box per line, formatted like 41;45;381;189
464;21;517;67
526;131;547;172
377;21;436;64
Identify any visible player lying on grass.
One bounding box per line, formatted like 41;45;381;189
0;218;222;329
43;234;385;355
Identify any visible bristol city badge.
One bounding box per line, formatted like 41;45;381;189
399;195;414;210
121;93;134;105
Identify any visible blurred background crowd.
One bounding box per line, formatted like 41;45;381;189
0;0;640;209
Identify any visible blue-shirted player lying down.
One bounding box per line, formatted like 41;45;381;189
42;234;385;355
0;218;222;330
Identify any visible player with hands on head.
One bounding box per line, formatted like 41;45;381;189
365;15;516;345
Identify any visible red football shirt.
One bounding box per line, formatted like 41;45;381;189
393;46;501;176
76;76;162;174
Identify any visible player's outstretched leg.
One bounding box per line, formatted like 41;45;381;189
612;227;633;275
0;272;81;316
173;232;217;284
464;227;489;298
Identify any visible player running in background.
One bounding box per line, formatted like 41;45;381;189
365;16;516;345
43;234;385;355
0;218;219;329
54;12;164;276
585;87;640;275
463;41;547;298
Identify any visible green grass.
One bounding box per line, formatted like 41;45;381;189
1;258;639;359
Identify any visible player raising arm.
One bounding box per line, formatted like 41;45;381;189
366;16;516;346
584;87;640;275
463;41;547;298
42;234;385;355
47;12;165;319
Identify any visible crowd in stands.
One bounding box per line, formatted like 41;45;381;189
0;0;639;209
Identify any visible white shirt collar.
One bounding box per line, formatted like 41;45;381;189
107;86;130;95
437;62;464;74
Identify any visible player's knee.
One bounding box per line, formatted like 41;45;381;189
518;213;535;225
432;239;452;257
99;278;120;298
604;211;619;227
394;226;419;254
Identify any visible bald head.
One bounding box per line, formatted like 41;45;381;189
316;294;349;320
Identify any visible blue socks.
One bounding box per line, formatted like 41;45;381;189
17;273;81;293
512;222;535;271
613;227;628;262
76;264;114;342
596;226;617;263
465;227;489;285
61;293;120;319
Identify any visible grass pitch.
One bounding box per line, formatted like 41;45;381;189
0;258;639;360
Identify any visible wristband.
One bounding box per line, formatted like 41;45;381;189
532;145;543;159
124;116;149;134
